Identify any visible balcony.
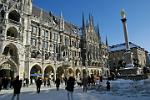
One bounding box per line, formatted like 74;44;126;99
6;36;21;42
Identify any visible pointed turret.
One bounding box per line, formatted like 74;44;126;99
88;14;94;26
60;11;64;31
91;15;94;27
97;24;101;43
106;36;108;46
82;13;86;37
89;13;92;26
82;13;85;30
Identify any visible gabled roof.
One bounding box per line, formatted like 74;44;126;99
32;5;80;35
109;42;142;52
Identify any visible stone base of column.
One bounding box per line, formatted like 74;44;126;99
124;50;134;68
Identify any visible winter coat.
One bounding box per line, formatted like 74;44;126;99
36;78;42;87
66;77;75;92
55;78;60;87
82;77;88;87
13;79;22;94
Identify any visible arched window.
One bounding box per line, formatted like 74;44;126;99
8;10;20;22
7;27;18;38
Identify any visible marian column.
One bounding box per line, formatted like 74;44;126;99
120;9;134;68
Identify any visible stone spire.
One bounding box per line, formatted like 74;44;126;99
60;11;64;31
82;13;86;37
97;24;101;43
106;36;108;46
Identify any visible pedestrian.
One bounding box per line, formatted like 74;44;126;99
36;77;42;93
11;76;22;100
55;77;60;91
65;76;75;100
0;77;2;91
43;78;47;87
82;75;88;92
23;79;26;87
100;75;103;82
47;78;51;87
25;78;29;87
87;75;91;86
64;76;67;86
106;80;110;91
91;74;95;85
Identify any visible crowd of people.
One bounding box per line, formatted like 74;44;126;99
0;74;111;100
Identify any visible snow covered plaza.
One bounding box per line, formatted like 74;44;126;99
0;79;150;100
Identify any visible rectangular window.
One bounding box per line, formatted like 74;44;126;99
32;26;37;34
42;41;45;49
31;38;36;46
60;35;63;42
45;42;48;49
50;32;52;40
44;30;48;38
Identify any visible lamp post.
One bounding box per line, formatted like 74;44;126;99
120;9;134;68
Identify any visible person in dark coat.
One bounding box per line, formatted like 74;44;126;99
66;76;75;100
25;78;29;87
47;78;51;87
106;80;110;91
11;76;22;100
64;76;67;86
0;77;2;91
36;77;43;93
55;77;60;91
82;76;88;92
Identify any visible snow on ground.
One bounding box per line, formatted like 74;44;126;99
0;80;150;100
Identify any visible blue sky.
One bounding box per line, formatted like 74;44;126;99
32;0;150;52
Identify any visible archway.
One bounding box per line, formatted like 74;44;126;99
30;65;42;81
7;27;18;38
3;43;19;64
68;68;74;76
91;70;94;74
0;61;17;78
82;69;88;76
94;70;97;75
44;66;54;78
8;10;20;22
97;70;100;76
76;69;81;78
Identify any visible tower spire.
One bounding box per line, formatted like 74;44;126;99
97;24;101;43
82;12;86;36
89;13;92;26
82;12;85;30
106;35;108;46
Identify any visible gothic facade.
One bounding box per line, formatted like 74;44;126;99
0;0;108;79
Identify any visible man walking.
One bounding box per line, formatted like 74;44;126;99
11;76;22;100
65;76;75;100
55;77;60;91
36;77;43;93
